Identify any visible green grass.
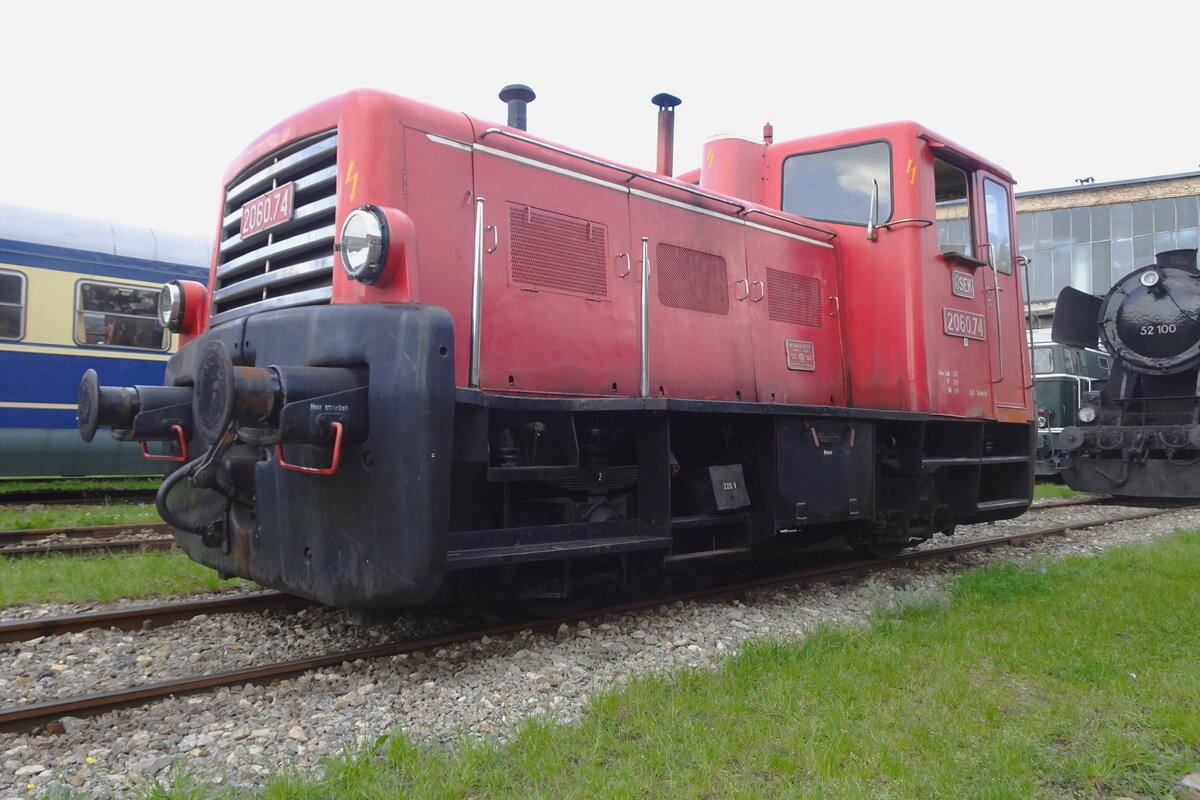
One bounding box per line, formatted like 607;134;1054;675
147;529;1200;800
0;502;161;531
0;551;244;607
0;476;161;494
1034;482;1089;499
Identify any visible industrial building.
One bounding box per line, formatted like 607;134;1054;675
1016;172;1200;326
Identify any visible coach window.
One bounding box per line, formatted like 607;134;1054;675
934;158;973;258
74;281;169;351
781;142;892;225
0;270;25;340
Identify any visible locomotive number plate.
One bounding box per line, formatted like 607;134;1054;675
240;182;295;239
786;339;816;371
943;308;986;340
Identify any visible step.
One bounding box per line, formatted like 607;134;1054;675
976;498;1031;513
447;534;672;569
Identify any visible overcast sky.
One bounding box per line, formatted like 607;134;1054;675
2;1;1195;242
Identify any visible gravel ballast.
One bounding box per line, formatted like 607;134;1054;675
2;501;1197;798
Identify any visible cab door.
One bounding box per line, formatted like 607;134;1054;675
978;173;1030;417
928;155;994;418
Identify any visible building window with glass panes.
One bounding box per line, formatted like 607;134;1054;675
1016;174;1200;304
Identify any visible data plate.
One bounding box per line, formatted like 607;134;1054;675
239;183;295;239
785;339;816;371
943;308;986;340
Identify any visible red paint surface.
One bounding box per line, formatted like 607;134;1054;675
200;93;1030;423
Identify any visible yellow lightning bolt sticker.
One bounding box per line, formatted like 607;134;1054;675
706;147;715;171
906;158;917;186
344;160;360;204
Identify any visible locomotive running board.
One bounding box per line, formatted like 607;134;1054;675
446;520;671;570
975;498;1030;512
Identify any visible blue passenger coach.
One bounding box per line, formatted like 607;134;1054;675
0;203;209;476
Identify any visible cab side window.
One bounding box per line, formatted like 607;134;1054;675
74;281;168;351
935;159;973;258
781;142;892;226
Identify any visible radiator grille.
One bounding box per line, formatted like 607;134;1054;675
656;243;729;315
209;130;338;327
509;205;608;299
767;268;822;327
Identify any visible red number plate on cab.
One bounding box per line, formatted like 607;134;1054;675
240;183;295;239
943;308;986;340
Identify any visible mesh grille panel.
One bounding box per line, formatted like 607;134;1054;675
509;205;608;299
656;243;729;316
767;268;822;327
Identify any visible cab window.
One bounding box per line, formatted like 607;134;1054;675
984;178;1014;275
781;141;892;226
0;270;24;340
935;159;972;257
1032;346;1055;374
74;281;169;351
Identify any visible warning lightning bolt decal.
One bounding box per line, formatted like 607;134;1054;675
344;160;360;204
906;158;917;186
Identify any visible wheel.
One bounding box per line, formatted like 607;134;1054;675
854;541;906;560
508;586;604;619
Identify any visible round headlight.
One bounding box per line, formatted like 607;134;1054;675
338;206;387;283
158;281;184;332
1037;415;1048;429
1077;405;1097;424
1139;269;1161;288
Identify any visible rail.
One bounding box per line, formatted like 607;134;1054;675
0;591;309;643
0;522;173;558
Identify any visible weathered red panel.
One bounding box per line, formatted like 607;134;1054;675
631;195;755;401
743;226;846;405
474;147;638;396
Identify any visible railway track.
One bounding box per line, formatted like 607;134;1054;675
0;496;1104;560
0;500;1126;644
0;591;313;644
0;499;1187;735
0;522;173;558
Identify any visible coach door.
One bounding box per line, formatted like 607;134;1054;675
978;173;1030;417
472;147;639;396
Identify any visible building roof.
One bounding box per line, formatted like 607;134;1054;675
1016;170;1200;200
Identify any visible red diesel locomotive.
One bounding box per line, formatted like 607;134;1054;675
77;87;1034;610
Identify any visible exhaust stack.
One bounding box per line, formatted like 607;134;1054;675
652;92;682;176
499;84;536;131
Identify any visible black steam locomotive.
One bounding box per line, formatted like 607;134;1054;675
1052;248;1200;498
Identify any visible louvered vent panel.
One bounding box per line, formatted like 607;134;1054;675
656;243;729;316
767;268;822;327
209;130;338;327
508;205;607;299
